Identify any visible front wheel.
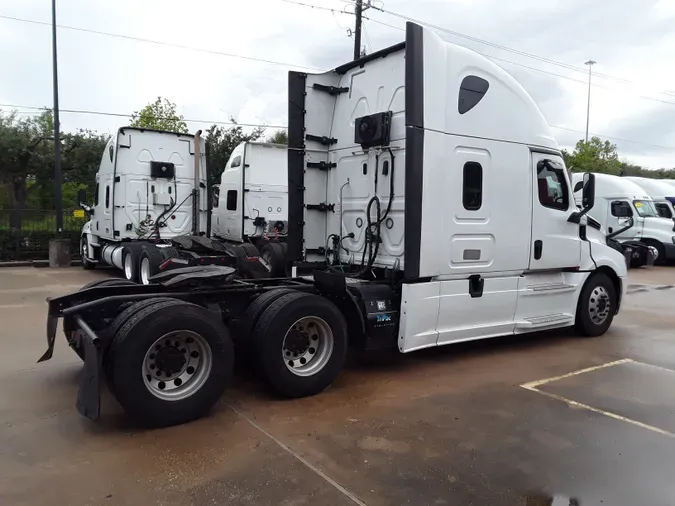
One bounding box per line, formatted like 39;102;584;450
81;236;95;270
575;273;617;337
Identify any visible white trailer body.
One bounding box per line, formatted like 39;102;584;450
288;22;628;353
211;142;288;242
623;176;675;219
572;173;675;263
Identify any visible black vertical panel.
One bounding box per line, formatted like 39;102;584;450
404;22;424;279
287;71;307;262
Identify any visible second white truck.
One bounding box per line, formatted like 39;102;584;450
573;173;674;264
79;130;290;282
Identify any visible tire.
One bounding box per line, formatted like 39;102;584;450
159;246;179;260
260;242;286;277
104;297;189;395
81;236;95;270
122;244;142;282
251;292;348;398
64;278;136;360
240;243;260;257
234;288;301;347
139;244;164;285
575;272;617;337
644;239;665;265
108;300;234;427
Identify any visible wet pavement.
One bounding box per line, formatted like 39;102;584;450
1;266;675;505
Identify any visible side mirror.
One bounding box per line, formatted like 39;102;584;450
573;181;583;193
581;173;595;211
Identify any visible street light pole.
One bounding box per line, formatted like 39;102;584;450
52;0;63;234
584;59;596;143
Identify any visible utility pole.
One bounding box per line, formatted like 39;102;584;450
52;0;63;234
584;59;596;143
353;0;363;61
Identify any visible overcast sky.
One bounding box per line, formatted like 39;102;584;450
1;0;674;169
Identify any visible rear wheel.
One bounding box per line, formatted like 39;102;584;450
139;245;164;285
260;242;286;277
64;278;135;360
575;273;617;337
240;243;260;257
122;244;142;282
252;292;347;398
107;300;234;427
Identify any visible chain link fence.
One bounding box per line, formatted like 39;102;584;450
0;209;87;261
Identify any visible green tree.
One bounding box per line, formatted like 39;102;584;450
130;97;188;133
205;120;265;188
0;109;109;228
266;129;288;145
565;137;622;175
0;110;54;228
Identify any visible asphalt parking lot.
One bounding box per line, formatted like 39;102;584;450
1;266;675;505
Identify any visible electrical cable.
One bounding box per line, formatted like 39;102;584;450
0;13;320;71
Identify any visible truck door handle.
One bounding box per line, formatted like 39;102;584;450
534;240;543;260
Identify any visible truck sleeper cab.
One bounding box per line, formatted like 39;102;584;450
42;22;627;429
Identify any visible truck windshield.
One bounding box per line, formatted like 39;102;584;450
633;200;659;217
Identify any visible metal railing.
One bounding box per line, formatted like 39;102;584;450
0;209;87;261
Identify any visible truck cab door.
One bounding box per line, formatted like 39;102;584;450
606;200;637;239
218;154;243;241
529;153;581;270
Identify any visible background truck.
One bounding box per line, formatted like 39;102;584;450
573;173;674;265
79;129;289;283
44;22;627;428
623;176;675;219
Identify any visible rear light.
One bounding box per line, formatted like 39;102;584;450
159;259;173;271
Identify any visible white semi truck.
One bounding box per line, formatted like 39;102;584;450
78;128;289;282
573;173;674;264
44;22;628;428
623;176;675;219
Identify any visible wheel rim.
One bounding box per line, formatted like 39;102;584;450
282;316;333;377
142;330;213;401
140;258;151;285
81;239;87;261
588;285;611;325
124;254;133;280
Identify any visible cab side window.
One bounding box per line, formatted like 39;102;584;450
611;201;633;217
536;162;569;211
230;155;242;168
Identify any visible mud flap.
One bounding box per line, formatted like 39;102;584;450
74;318;102;420
38;314;58;363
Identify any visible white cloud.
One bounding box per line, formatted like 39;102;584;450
1;0;673;168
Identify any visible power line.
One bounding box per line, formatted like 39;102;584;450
368;5;675;100
279;0;352;14
0;103;287;129
0;13;320;71
362;12;675;108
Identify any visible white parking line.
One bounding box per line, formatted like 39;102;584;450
520;358;631;390
520;358;675;439
226;402;368;506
